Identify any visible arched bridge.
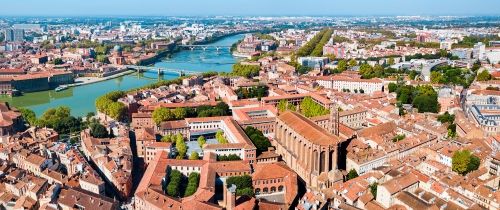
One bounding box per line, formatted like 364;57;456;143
125;65;202;76
420;60;449;82
179;45;231;51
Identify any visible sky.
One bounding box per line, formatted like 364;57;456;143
1;0;500;16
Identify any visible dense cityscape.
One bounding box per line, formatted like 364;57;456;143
0;6;500;210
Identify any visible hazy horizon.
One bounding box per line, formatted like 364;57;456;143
1;0;500;17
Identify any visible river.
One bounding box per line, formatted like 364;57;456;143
0;34;244;117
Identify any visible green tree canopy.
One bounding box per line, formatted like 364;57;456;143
197;136;206;148
18;108;37;126
452;150;480;175
89;123;109;138
476;70;492;81
216;130;228;144
184;172;200;197
217;154;242;161
152;107;174;126
226;175;253;196
346;169;359;181
244;126;271;155
232;64;260;78
299;96;330;118
189;152;200;160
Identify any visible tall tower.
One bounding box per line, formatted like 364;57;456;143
329;105;339;136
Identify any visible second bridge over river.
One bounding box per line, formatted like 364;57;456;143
179;44;231;51
125;65;203;76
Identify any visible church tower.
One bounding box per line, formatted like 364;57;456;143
329;105;340;136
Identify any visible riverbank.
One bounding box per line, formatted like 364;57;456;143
69;70;136;88
1;34;244;117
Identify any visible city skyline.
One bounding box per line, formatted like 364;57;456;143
1;0;500;16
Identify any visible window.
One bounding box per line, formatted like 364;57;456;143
278;185;284;192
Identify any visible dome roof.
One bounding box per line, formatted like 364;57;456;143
113;45;122;52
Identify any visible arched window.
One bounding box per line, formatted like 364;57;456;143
270;187;276;193
255;188;261;195
278;185;284;192
263;187;269;194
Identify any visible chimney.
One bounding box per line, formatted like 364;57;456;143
223;184;237;210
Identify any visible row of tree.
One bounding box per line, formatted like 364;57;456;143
296;28;332;57
161;133;187;158
217;154;242;161
299;97;330;118
310;29;334;57
235;85;269;100
164;170;200;197
95;91;128;121
244;126;271;155
232;64;261;78
152;102;231;126
276;97;330;117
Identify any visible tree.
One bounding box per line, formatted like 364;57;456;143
19;108;37;126
431;71;444;84
175;134;187;158
189;152;200;160
369;183;378;197
216;130;228;144
392;134;406;142
95;91;127;121
277;100;296;112
337;59;348;71
52;58;64;65
172;107;187;120
299;96;329;118
162;134;173;142
197;136;206;148
215;102;230;116
38;106;83;134
226;175;253;196
89;123;108;138
152;107;173;125
297;65;312;75
346;169;359;181
244;126;271;155
217;154;242;161
437;112;455;124
184;172;200;197
232;64;260;78
468;155;480;173
412;95;438;113
96;54;109;63
387;57;395;65
388;83;398;93
166;170;182;197
107;102;127;121
237;188;254;197
409;70;418;80
476;70;491;81
348;59;358;67
452;150;480;175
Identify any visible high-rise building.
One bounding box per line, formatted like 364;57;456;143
4;29;14;42
473;42;486;60
3;28;25;42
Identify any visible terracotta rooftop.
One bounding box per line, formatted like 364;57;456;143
278;111;344;145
